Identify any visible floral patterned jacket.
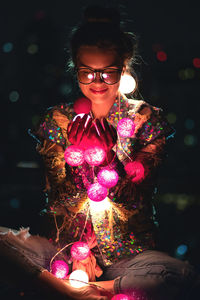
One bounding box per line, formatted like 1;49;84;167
31;97;175;267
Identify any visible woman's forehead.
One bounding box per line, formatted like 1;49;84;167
76;46;121;68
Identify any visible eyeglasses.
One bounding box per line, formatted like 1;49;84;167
76;67;123;85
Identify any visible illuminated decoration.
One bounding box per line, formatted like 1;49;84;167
119;73;136;94
84;146;106;166
124;161;145;182
73;97;92;114
111;294;130;300
156;51;167;62
71;241;90;261
117;118;135;138
51;260;69;279
193;57;200;68
64;145;84;166
69;270;89;288
87;183;108;202
97;169;119;188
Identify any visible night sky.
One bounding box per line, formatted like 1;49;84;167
1;0;200;271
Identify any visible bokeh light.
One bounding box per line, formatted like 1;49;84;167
185;118;195;130
51;260;69;279
166;113;177;124
69;270;89;288
156;51;167;62
176;244;188;256
193;57;200;68
9;198;20;209
184;134;197;146
71;242;90;261
9;91;19;102
2;42;13;53
178;68;195;80
59;83;72;96
27;44;38;54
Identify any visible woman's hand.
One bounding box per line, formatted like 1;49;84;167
67;114;93;148
67;115;117;152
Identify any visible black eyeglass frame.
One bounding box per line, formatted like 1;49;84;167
76;67;123;85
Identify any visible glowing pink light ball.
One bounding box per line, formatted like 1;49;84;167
73;97;92;114
51;260;69;279
64;145;84;166
111;294;130;300
71;241;90;261
117;118;135;138
84;146;106;166
87;183;108;202
97;169;119;188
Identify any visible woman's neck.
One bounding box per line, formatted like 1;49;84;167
91;98;116;119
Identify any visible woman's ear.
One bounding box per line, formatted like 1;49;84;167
122;65;126;75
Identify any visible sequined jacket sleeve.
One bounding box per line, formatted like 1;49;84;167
121;101;175;179
30;103;75;210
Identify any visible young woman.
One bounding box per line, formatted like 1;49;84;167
0;5;199;300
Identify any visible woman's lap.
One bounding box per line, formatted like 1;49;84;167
101;250;198;299
1;228;199;299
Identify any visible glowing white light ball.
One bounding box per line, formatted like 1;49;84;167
84;146;106;166
117;118;135;138
69;270;89;288
97;169;119;188
119;74;136;94
87;183;108;202
51;260;69;279
64;145;84;166
71;241;90;261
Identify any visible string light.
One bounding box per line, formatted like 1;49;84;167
117;118;135;138
97;169;119;188
69;270;89;288
119;73;136;94
84;146;106;166
87;183;108;202
64;145;84;166
71;242;90;261
73;97;92;114
51;260;69;279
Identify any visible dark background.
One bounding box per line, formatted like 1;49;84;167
1;0;199;271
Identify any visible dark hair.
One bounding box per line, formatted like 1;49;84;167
67;5;139;74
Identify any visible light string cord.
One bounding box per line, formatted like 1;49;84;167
50;242;74;272
117;92;133;162
61;278;109;293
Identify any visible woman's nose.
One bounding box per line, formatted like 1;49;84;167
94;72;103;83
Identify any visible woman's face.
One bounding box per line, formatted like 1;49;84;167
76;46;124;105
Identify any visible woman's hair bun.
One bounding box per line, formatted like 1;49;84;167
83;5;120;27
